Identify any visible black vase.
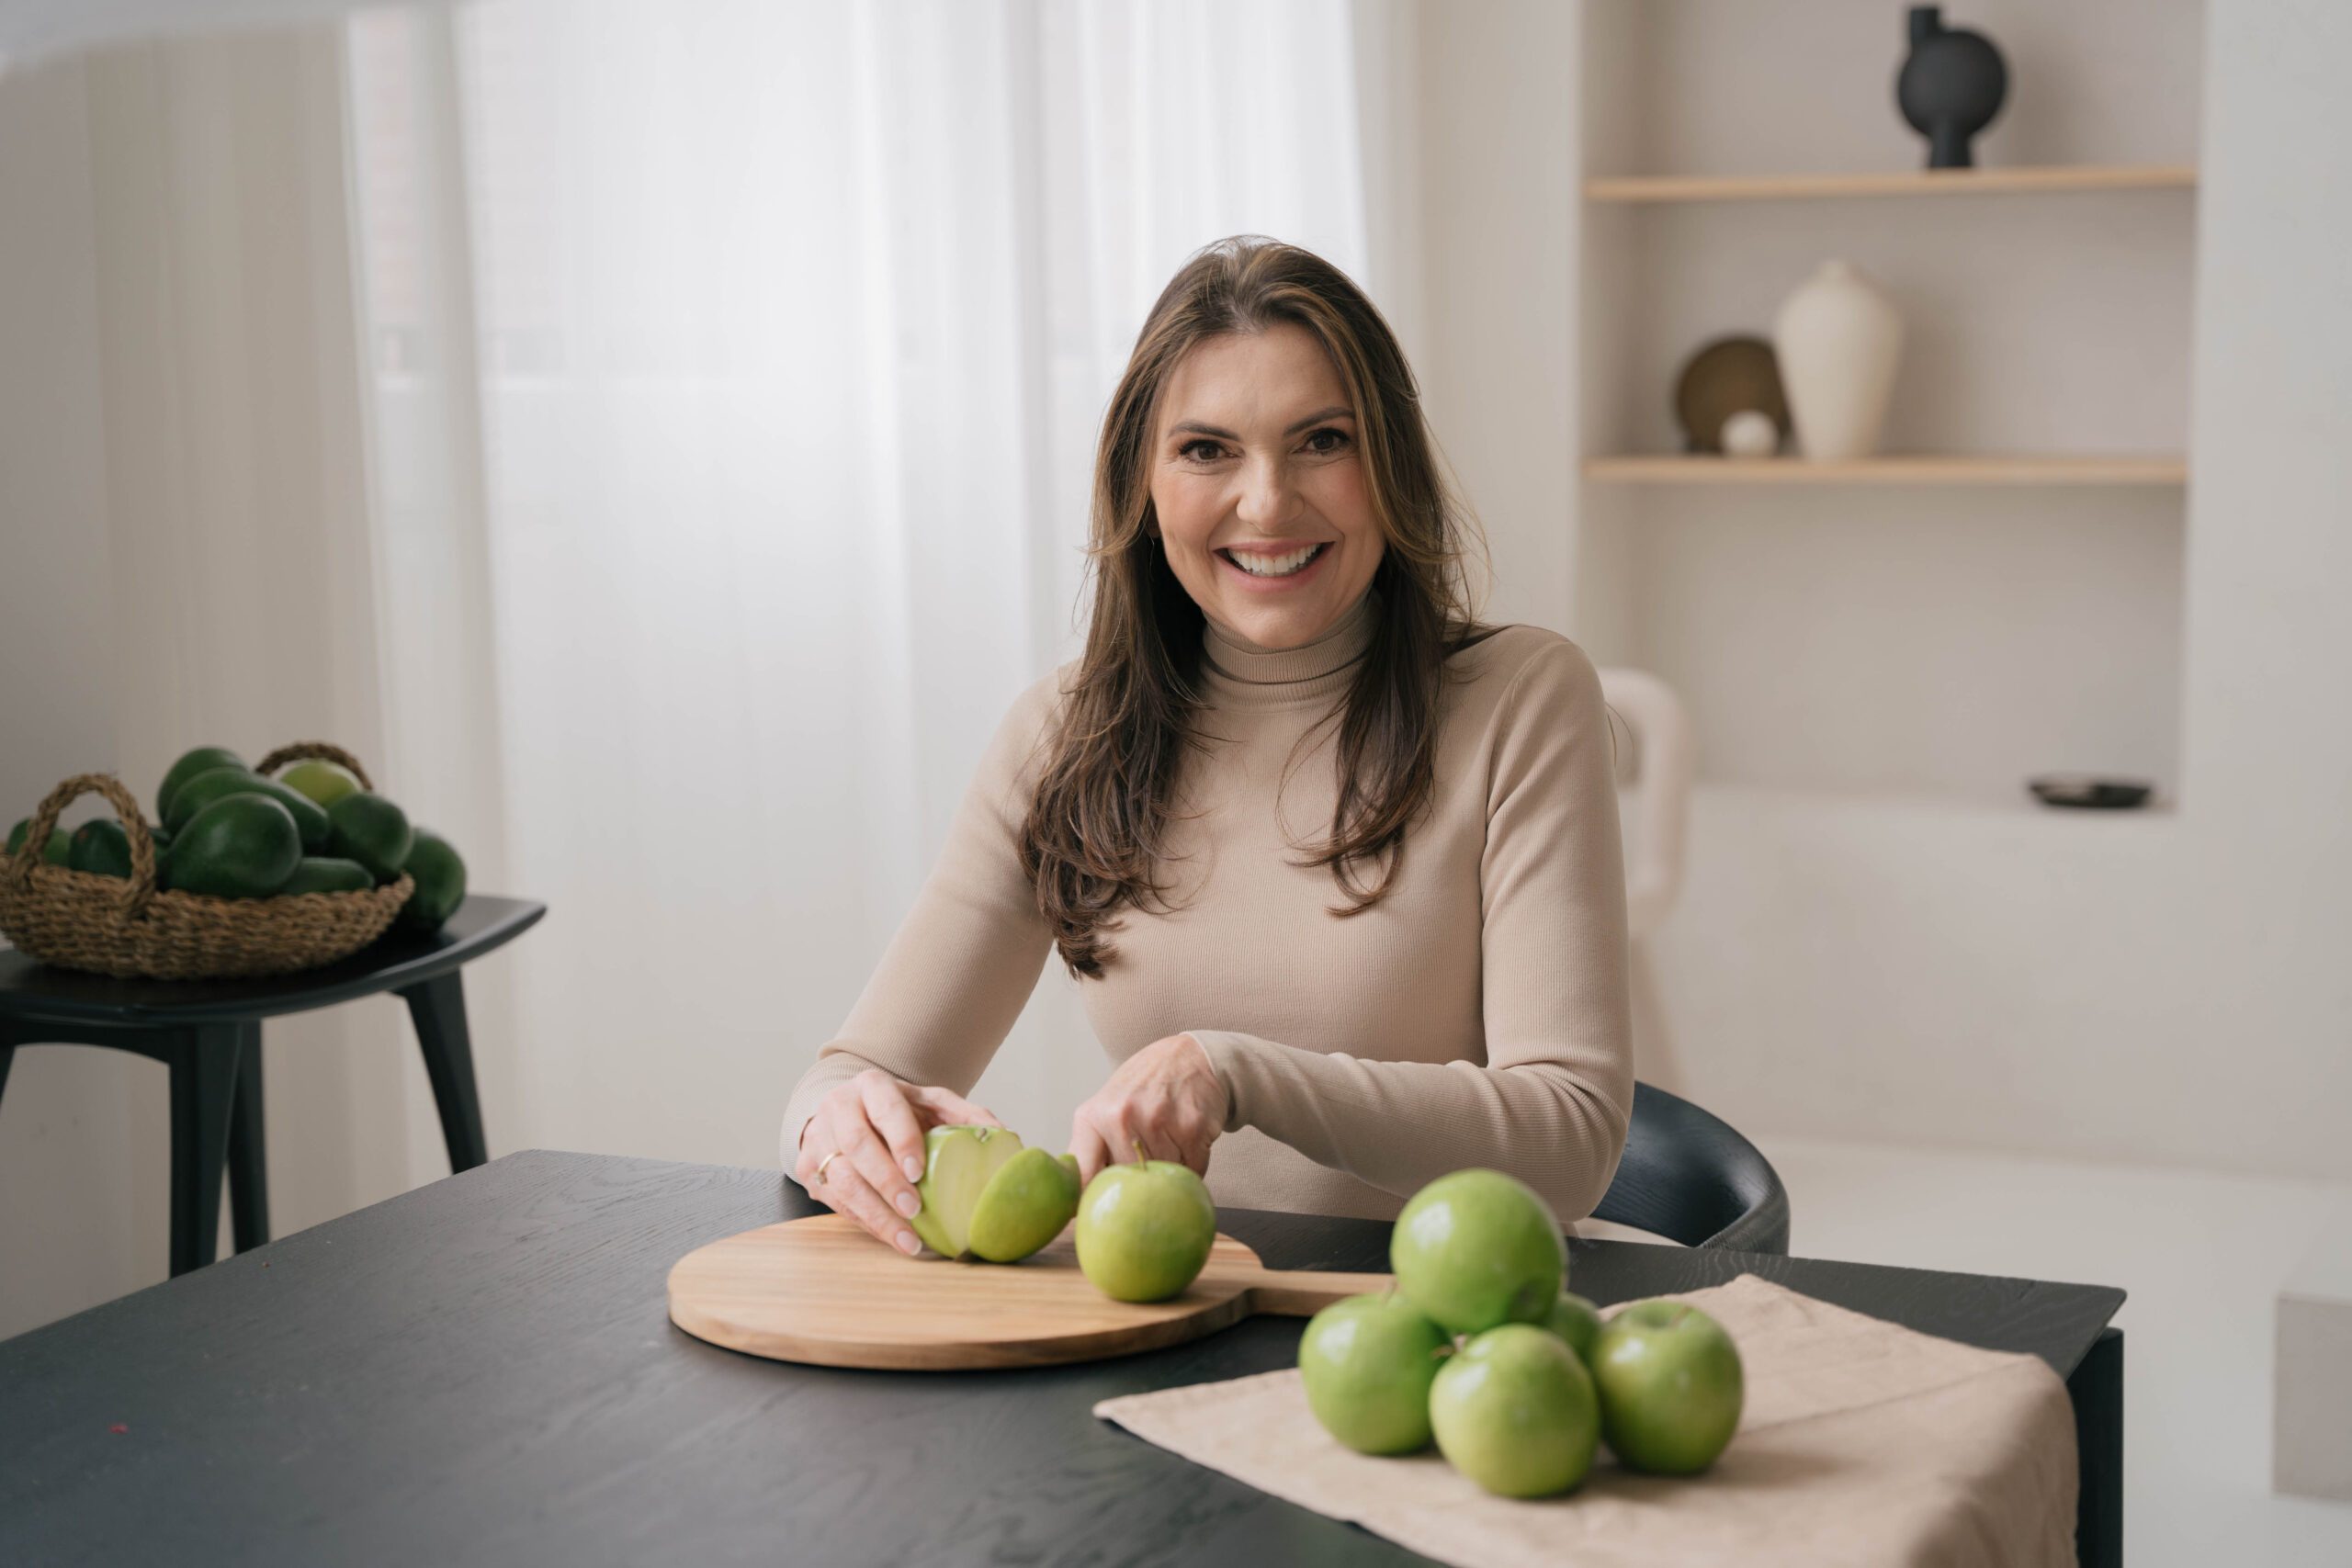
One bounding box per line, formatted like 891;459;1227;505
1895;6;2007;169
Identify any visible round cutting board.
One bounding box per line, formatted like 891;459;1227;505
668;1213;1390;1371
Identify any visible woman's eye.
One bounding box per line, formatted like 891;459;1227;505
1178;439;1227;462
1302;427;1351;455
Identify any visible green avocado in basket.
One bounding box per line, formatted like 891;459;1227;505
0;740;469;981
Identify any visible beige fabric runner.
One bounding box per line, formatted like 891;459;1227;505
1094;1275;2078;1568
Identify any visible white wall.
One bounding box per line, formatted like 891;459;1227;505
1397;0;1581;635
0;55;164;1337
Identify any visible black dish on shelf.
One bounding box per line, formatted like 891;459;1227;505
2028;774;2154;810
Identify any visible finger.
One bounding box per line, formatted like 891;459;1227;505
1131;1114;1187;1168
794;1106;842;1191
838;1112;924;1224
1083;1100;1148;1168
908;1083;1001;1130
823;1163;923;1256
1170;1106;1221;1170
1102;1095;1178;1165
1068;1111;1115;1189
859;1074;931;1185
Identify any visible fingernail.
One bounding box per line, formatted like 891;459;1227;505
893;1190;920;1218
895;1231;921;1256
902;1156;924;1181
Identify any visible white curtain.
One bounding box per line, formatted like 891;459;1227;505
345;0;1376;1162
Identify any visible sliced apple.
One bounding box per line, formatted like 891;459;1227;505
909;1126;1024;1258
968;1145;1083;1263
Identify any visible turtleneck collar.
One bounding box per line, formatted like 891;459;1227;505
1200;591;1378;709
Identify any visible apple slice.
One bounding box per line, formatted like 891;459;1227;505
967;1147;1083;1263
909;1126;1024;1258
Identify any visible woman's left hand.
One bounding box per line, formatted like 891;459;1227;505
1069;1032;1227;1187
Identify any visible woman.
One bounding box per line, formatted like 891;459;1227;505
784;237;1631;1256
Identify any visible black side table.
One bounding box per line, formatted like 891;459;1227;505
0;894;544;1276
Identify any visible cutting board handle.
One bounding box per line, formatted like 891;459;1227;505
1240;1267;1396;1317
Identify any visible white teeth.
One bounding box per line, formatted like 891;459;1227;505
1226;544;1323;579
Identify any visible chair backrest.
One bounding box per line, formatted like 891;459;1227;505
1591;1081;1790;1254
1597;668;1694;942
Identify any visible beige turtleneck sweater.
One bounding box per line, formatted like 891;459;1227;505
780;594;1634;1222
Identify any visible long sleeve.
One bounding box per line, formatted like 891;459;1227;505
777;675;1061;1170
1188;640;1634;1220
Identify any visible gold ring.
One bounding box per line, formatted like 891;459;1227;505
814;1149;843;1187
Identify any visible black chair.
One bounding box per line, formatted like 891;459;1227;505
1590;1081;1790;1253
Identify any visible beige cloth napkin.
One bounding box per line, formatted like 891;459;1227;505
1093;1275;2077;1568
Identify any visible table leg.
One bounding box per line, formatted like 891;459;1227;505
227;1024;270;1253
167;1024;243;1277
398;970;488;1172
2069;1325;2123;1568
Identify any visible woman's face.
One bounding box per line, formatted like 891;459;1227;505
1148;324;1385;651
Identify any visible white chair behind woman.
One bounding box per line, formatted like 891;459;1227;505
1599;667;1694;1093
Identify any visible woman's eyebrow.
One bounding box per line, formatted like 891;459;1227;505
1168;406;1354;442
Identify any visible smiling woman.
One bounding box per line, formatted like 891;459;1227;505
785;238;1632;1253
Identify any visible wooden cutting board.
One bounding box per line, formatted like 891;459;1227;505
667;1213;1393;1370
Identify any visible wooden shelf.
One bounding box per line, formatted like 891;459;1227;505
1583;455;2188;487
1584;164;2198;204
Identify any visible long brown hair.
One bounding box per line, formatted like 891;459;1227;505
1022;237;1485;976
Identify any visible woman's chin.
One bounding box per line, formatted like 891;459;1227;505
1212;598;1350;652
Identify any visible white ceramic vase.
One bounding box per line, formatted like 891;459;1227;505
1773;260;1905;460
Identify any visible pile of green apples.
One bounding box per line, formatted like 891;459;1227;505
906;1124;1218;1304
1299;1168;1744;1498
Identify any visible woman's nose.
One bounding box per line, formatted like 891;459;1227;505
1234;452;1300;530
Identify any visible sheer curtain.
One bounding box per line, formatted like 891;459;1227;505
347;1;1376;1162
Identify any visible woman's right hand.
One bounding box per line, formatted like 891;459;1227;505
793;1068;1000;1255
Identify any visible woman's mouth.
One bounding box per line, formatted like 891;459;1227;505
1219;543;1329;580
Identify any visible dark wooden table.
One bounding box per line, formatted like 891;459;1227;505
0;895;544;1275
0;1150;2125;1568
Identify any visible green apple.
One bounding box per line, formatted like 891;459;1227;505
1390;1168;1564;1336
1297;1292;1451;1454
909;1125;1023;1258
1541;1291;1605;1368
1591;1300;1744;1474
1429;1323;1600;1497
1074;1159;1216;1303
967;1145;1082;1263
278;758;364;809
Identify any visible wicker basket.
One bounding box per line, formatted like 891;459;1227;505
0;742;414;980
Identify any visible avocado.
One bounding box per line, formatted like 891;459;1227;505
164;766;330;852
6;818;69;865
326;792;413;883
163;795;302;899
278;856;375;896
397;829;467;931
67;819;135;880
157;746;247;822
